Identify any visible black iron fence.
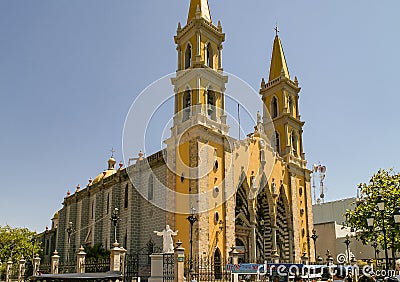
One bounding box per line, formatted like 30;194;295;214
163;254;174;282
38;263;51;274
124;242;162;282
7;264;19;281
124;253;139;282
38;261;77;274
85;257;110;273
185;258;232;282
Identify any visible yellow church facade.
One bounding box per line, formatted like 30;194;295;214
47;0;314;268
166;0;314;264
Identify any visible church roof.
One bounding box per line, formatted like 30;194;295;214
187;0;212;23
92;156;117;185
268;33;290;82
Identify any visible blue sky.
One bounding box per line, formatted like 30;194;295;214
0;1;399;231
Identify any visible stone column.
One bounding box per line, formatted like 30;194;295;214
174;241;185;282
249;223;257;263
271;209;280;263
18;256;26;282
6;258;12;282
76;246;86;274
110;242;122;272
229;247;239;282
51;250;60;274
148;254;164;282
33;254;41;276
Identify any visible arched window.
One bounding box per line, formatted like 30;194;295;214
291;130;298;157
107;193;110;214
271;97;278;118
274;131;280;155
124;184;128;208
206;43;213;68
213;248;222;279
288;95;294;115
91;201;94;219
207;89;216;120
185;44;192;69
182;90;191;122
148;175;154;201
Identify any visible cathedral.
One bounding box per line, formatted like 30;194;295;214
42;0;314;266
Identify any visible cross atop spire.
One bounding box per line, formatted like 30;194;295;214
187;0;212;23
110;148;115;158
274;25;279;36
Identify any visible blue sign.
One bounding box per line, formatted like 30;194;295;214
226;264;264;274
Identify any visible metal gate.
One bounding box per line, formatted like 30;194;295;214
124;240;162;282
124;253;139;282
185;258;232;282
163;254;174;282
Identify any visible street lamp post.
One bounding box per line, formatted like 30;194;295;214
30;235;36;275
344;234;351;264
110;208;120;243
367;196;389;271
371;241;379;268
186;207;198;272
66;222;74;268
311;229;318;264
10;240;15;261
393;206;400;268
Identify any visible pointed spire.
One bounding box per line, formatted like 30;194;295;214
268;30;290;82
188;0;212;23
217;20;222;32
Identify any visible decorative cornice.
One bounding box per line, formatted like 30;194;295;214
260;76;300;95
175;18;224;45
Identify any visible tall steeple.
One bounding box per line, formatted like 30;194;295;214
172;0;227;133
260;30;306;166
268;32;290;81
187;0;212;23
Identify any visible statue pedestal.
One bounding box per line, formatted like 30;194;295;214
148;254;164;282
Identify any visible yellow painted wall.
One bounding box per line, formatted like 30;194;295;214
175;141;191;252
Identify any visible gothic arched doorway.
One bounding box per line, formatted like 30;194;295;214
256;186;272;262
235;179;252;262
213;248;222;279
276;190;290;262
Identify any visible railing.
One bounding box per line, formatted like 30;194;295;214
185;258;232;282
7;265;19;282
163;254;174;282
38;263;51;274
85;257;110;273
57;261;76;274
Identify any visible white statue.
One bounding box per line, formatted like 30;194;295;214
154;225;178;253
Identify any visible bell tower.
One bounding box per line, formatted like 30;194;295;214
259;30;313;263
171;0;228;135
260;30;306;168
166;0;233;262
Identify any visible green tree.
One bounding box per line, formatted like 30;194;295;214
345;169;400;259
0;225;41;274
84;243;110;261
